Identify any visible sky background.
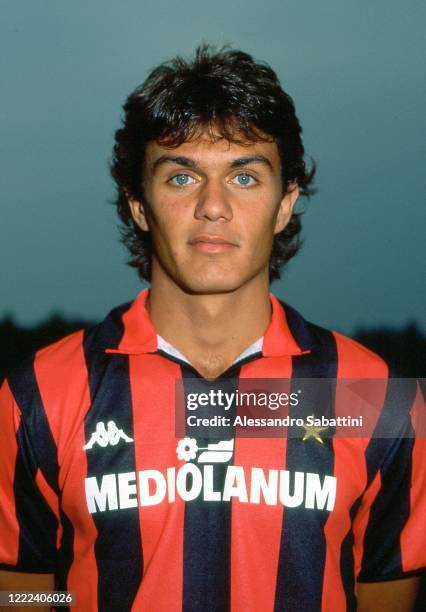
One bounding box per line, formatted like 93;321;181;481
1;0;425;335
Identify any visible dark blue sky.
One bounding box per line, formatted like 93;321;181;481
1;0;425;335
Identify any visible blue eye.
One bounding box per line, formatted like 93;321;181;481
233;173;256;186
170;174;195;186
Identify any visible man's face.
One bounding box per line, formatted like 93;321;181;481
129;131;299;295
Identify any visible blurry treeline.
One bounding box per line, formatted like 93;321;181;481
0;314;424;381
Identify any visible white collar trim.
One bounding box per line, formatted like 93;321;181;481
157;335;263;366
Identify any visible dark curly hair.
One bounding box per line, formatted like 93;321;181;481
111;44;315;282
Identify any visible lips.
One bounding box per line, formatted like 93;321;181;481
188;234;238;253
190;234;235;245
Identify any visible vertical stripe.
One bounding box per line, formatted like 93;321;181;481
333;331;388;610
181;365;239;612
83;334;143;612
13;421;59;571
56;508;75;605
400;385;426;571
130;354;185;611
7;361;60;572
359;377;416;581
34;331;96;607
91;302;132;351
0;381;21;567
338;497;362;612
231;356;292;612
279;301;315;352
274;325;337;612
347;474;382;582
8;359;60;495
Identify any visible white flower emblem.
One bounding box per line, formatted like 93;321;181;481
176;437;198;462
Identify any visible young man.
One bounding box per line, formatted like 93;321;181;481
0;46;424;611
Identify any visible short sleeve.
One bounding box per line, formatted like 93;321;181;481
0;378;59;573
355;380;426;582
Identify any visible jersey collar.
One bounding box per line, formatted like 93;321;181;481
263;294;313;356
92;288;315;357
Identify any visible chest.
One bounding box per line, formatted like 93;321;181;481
56;355;369;535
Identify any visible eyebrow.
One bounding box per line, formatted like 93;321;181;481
151;154;273;173
152;156;197;173
229;155;273;170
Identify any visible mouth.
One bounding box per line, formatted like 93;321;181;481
188;234;239;254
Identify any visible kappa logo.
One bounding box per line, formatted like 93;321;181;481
83;420;134;450
176;437;234;463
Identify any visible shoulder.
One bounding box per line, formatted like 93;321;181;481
4;296;132;390
280;299;389;378
2;294;135;421
329;330;388;377
3;328;88;419
7;326;87;380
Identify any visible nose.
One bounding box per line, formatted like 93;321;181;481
194;179;233;222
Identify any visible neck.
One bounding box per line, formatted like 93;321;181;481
147;273;271;378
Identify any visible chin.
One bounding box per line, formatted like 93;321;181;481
176;263;264;295
157;257;267;295
172;265;246;295
178;276;243;295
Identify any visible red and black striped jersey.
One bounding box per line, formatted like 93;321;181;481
0;289;424;611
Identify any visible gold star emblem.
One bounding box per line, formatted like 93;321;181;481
301;416;328;444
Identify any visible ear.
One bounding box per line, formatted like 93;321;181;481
128;197;150;232
274;184;299;234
